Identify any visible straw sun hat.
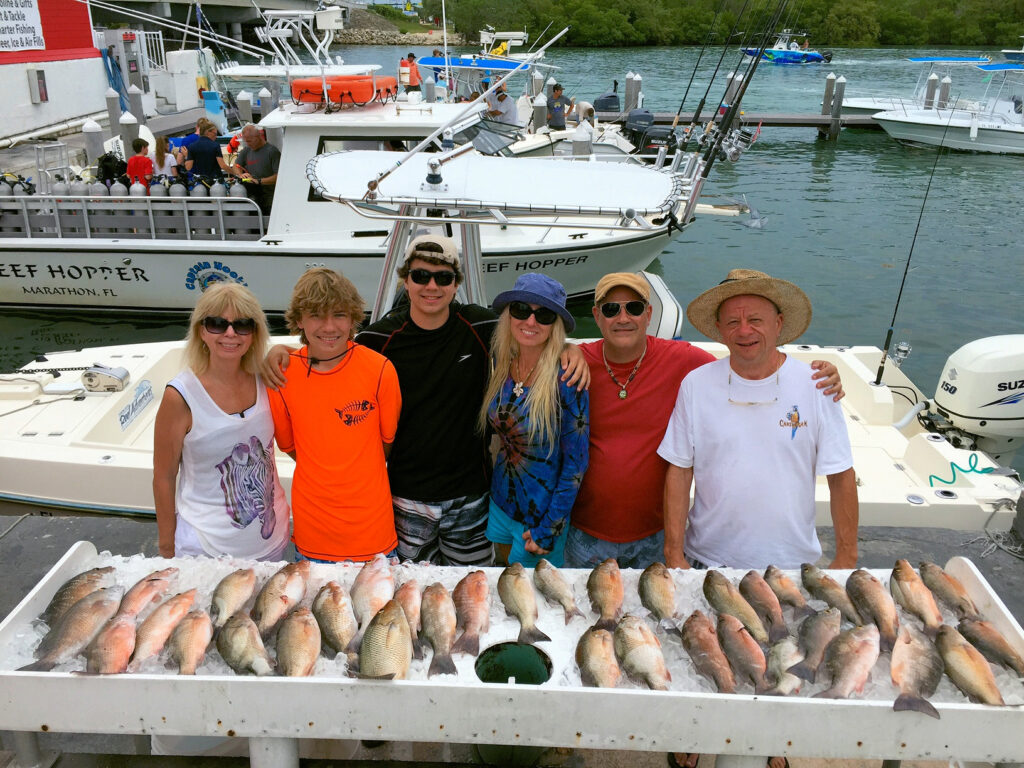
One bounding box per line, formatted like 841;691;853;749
686;268;812;345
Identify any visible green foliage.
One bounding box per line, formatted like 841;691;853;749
426;0;1024;47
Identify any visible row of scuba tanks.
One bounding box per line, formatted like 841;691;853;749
0;172;250;199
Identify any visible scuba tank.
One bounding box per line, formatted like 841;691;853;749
50;175;69;197
189;177;209;197
70;175;90;196
13;176;35;196
88;178;108;196
0;174;14;196
148;176;168;197
129;179;148;197
109;178;128;196
168;176;188;197
227;177;248;197
208;177;229;197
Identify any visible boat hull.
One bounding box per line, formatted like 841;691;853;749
874;112;1024;154
742;48;827;64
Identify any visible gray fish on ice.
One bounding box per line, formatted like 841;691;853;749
891;623;943;719
846;569;899;652
534;558;585;624
800;563;862;625
576;627;622;688
40;566;116;627
21;587;123;672
216;612;274;676
681;610;736;694
498;562;551;645
814;624;880;699
703;570;768;646
210;568;257;630
252;561;309;640
787;607;842;683
358;599;412;680
614;614;671;691
765;637;805;696
312;581;359;664
639;562;680;634
739;569;788;643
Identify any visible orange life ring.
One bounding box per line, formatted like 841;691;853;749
290;75;399;104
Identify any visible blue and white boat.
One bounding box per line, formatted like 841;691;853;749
1001;36;1024;62
742;29;832;65
842;56;991;115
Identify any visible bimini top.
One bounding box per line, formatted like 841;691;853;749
977;62;1024;71
906;56;991;63
418;55;551;71
306;150;684;217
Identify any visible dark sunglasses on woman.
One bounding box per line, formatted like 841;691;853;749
599;300;648;319
409;268;457;287
202;316;256;335
508;301;557;325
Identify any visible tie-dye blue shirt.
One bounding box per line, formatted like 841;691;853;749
486;375;589;550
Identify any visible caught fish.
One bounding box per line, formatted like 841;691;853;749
276;607;322;677
846;569;900;653
958;618;1024;677
312;581;359;662
920;562;980;621
936;625;1004;706
128;589;197;671
21;587;123;672
420;583;458;677
358;599;412;680
452;570;490;657
576;627;621;688
787;607;842;683
395;579;424;660
891;623;943;719
680;610;736;694
216;612;274;676
210;568;257;630
535;559;585;624
739;570;788;644
716;613;769;692
801;563;862;625
765;637;804;696
40;566;116;627
614;614;671;691
252;561;310;640
498;562;551;645
587;558;624;631
117;567;177;619
168;609;214;675
890;560;943;635
639;562;679;634
347;555;394;653
86;613;137;674
814;624;881;699
764;565;815;619
703;570;768;646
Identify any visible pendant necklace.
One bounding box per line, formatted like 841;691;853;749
603;342;647;400
512;356;538;398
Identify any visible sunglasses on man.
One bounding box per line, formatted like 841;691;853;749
507;301;558;325
202;316;256;335
408;268;457;287
599;300;648;318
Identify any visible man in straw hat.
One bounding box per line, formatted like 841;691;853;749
657;268;858;571
563;271;845;571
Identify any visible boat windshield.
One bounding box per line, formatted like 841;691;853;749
451;120;520;155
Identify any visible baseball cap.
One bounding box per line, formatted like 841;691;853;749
402;235;461;270
594;273;651;305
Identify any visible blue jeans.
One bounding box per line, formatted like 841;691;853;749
564;526;665;569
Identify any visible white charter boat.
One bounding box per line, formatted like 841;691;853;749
873;63;1024;154
841;56;991;115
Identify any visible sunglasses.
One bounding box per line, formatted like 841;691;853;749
599;300;648;318
202;316;256;335
409;268;457;287
508;301;557;325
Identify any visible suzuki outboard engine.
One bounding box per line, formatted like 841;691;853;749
925;335;1024;464
623;109;674;160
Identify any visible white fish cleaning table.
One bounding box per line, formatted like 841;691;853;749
1;542;1023;768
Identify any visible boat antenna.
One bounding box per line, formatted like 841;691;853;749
527;21;554;53
440;0;451;92
364;26;570;200
873;110;957;386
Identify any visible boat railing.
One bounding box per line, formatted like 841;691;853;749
0;196;265;241
140;30;166;72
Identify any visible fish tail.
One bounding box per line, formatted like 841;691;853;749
812;688;842;699
786;660;817;683
879;633;896;654
451;630;480;657
412;639;425;661
768;623;789;644
427;651;457;678
518;624;551;645
565;606;586;625
659;619;683;638
592;618;617;632
894;693;940;720
794;604;817;620
18;659;55;672
344;629;364;655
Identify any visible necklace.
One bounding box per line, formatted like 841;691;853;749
304;343;352;376
602;342;647;399
512;356;538;398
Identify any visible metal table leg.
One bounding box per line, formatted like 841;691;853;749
248;736;298;768
713;755;768;768
0;732;57;768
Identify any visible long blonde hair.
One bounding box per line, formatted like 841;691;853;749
478;310;567;451
184;282;270;376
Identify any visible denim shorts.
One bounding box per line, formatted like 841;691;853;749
564;526;665;569
485;500;569;568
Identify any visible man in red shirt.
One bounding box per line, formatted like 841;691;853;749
565;273;844;570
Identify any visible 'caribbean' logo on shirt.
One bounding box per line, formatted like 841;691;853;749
780;404;807;439
335;400;375;426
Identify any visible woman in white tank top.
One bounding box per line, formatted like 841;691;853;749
153;282;290;560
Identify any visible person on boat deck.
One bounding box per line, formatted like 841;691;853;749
564;272;845;571
267;268;401;563
152;282;290;561
126;138;153;186
659;268;859;571
481;274;590;568
401;52;421;93
262;237;589;567
149;135;177;179
230;123;280;216
487;88;519;125
547;83;574;129
182;118;230;179
174;117;207;166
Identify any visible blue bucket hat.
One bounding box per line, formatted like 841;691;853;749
492;273;575;332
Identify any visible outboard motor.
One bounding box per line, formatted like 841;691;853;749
920;335;1024;465
594;80;620;113
624;108;674;161
822;50;833;63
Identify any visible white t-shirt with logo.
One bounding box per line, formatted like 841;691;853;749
657;355;853;569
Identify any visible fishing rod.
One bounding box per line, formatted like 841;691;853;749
873;108;958;387
364;26;570;199
526;21;554;53
669;0;729;134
